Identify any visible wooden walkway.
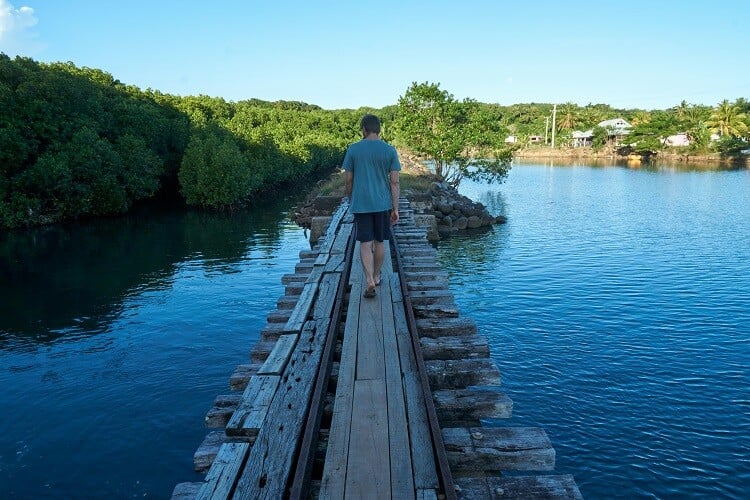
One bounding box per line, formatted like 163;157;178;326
173;199;582;499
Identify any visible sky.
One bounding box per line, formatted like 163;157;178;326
1;0;749;110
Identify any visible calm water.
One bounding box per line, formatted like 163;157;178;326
439;160;750;499
1;162;748;499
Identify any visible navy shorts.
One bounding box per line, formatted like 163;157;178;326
354;211;391;242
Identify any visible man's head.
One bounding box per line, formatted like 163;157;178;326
360;114;381;136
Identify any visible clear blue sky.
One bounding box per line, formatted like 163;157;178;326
2;0;748;110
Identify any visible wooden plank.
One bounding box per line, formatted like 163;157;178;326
283;282;318;334
490;475;583;499
225;375;280;437
417;489;439;500
393;289;440;490
356;287;384;381
380;262;415;498
331;222;353;254
442;427;555;472
305;265;325;285
205;393;241;428
257;334;298;375
345;379;390;496
313;272;341;320
432;388;513;422
171;482;203;499
233;319;332;499
416;317;477;337
320;249;363;497
193;431;248;473
196;442;250;499
425;359;501;389
419;336;490;361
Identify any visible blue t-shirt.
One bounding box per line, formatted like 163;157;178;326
342;139;401;214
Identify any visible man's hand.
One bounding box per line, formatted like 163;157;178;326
390;210;399;225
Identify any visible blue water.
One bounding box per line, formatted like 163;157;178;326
1;162;748;498
438;161;750;499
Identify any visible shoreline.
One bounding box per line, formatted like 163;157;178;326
514;147;749;165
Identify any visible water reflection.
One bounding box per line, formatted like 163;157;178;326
0;200;297;345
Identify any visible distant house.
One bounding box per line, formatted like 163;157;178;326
529;135;543;143
571;117;632;147
663;133;690;147
505;135;518;144
572;130;593;148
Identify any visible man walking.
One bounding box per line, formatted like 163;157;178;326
343;114;401;298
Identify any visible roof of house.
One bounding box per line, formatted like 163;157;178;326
597;118;632;131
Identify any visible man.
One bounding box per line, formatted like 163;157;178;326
343;114;401;298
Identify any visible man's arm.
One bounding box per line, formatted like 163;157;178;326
389;170;400;224
344;170;353;200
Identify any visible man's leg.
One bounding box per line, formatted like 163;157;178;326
360;240;377;290
373;241;385;285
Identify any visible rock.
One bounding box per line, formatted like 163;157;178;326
437;202;454;215
466;216;483;229
454;216;468;230
495;215;508;224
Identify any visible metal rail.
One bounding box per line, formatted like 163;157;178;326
288;213;456;499
288;223;355;499
391;233;457;500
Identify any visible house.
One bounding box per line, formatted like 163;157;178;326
571;117;632;147
663;133;690;147
505;135;518;144
529;135;543;143
572;129;593;148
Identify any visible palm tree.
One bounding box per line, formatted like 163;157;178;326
557;103;578;131
706;100;749;137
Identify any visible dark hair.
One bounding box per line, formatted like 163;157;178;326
360;114;381;134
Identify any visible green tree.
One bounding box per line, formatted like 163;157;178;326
706;100;749;138
394;82;513;187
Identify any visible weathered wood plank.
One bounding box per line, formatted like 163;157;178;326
393;286;440;490
205;393;241;428
432;388;513;422
355;273;385;381
405;271;450;283
194;431;249;473
229;362;262;391
250;340;276;362
257;334;298;375
409;288;456;306
265;308;293;323
380;263;415;498
413;303;460;318
276;295;300;310
313;272;341;320
233;319;331;499
442;427;555;472
417;317;477;338
453;475;582;500
320;246;363;497
283;281;318;334
417;488;439;500
196;442;250;500
426;359;501;389
225;374;280;437
345;378;391;496
172;482;203;500
420;335;490;361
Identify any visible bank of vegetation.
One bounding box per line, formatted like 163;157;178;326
2;55;748;229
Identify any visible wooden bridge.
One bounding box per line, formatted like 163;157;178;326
172;199;582;499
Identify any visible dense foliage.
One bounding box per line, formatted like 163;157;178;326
0;55;190;227
2;54;748;229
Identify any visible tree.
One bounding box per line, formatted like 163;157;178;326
394;82;513;187
706;100;749;138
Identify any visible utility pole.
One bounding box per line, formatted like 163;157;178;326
551;103;557;149
545;116;549;145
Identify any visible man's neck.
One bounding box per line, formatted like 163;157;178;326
363;132;379;140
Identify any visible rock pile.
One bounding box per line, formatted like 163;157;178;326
415;182;506;238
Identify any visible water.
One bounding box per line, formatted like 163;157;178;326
0;201;310;498
1;162;749;498
438;161;750;499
